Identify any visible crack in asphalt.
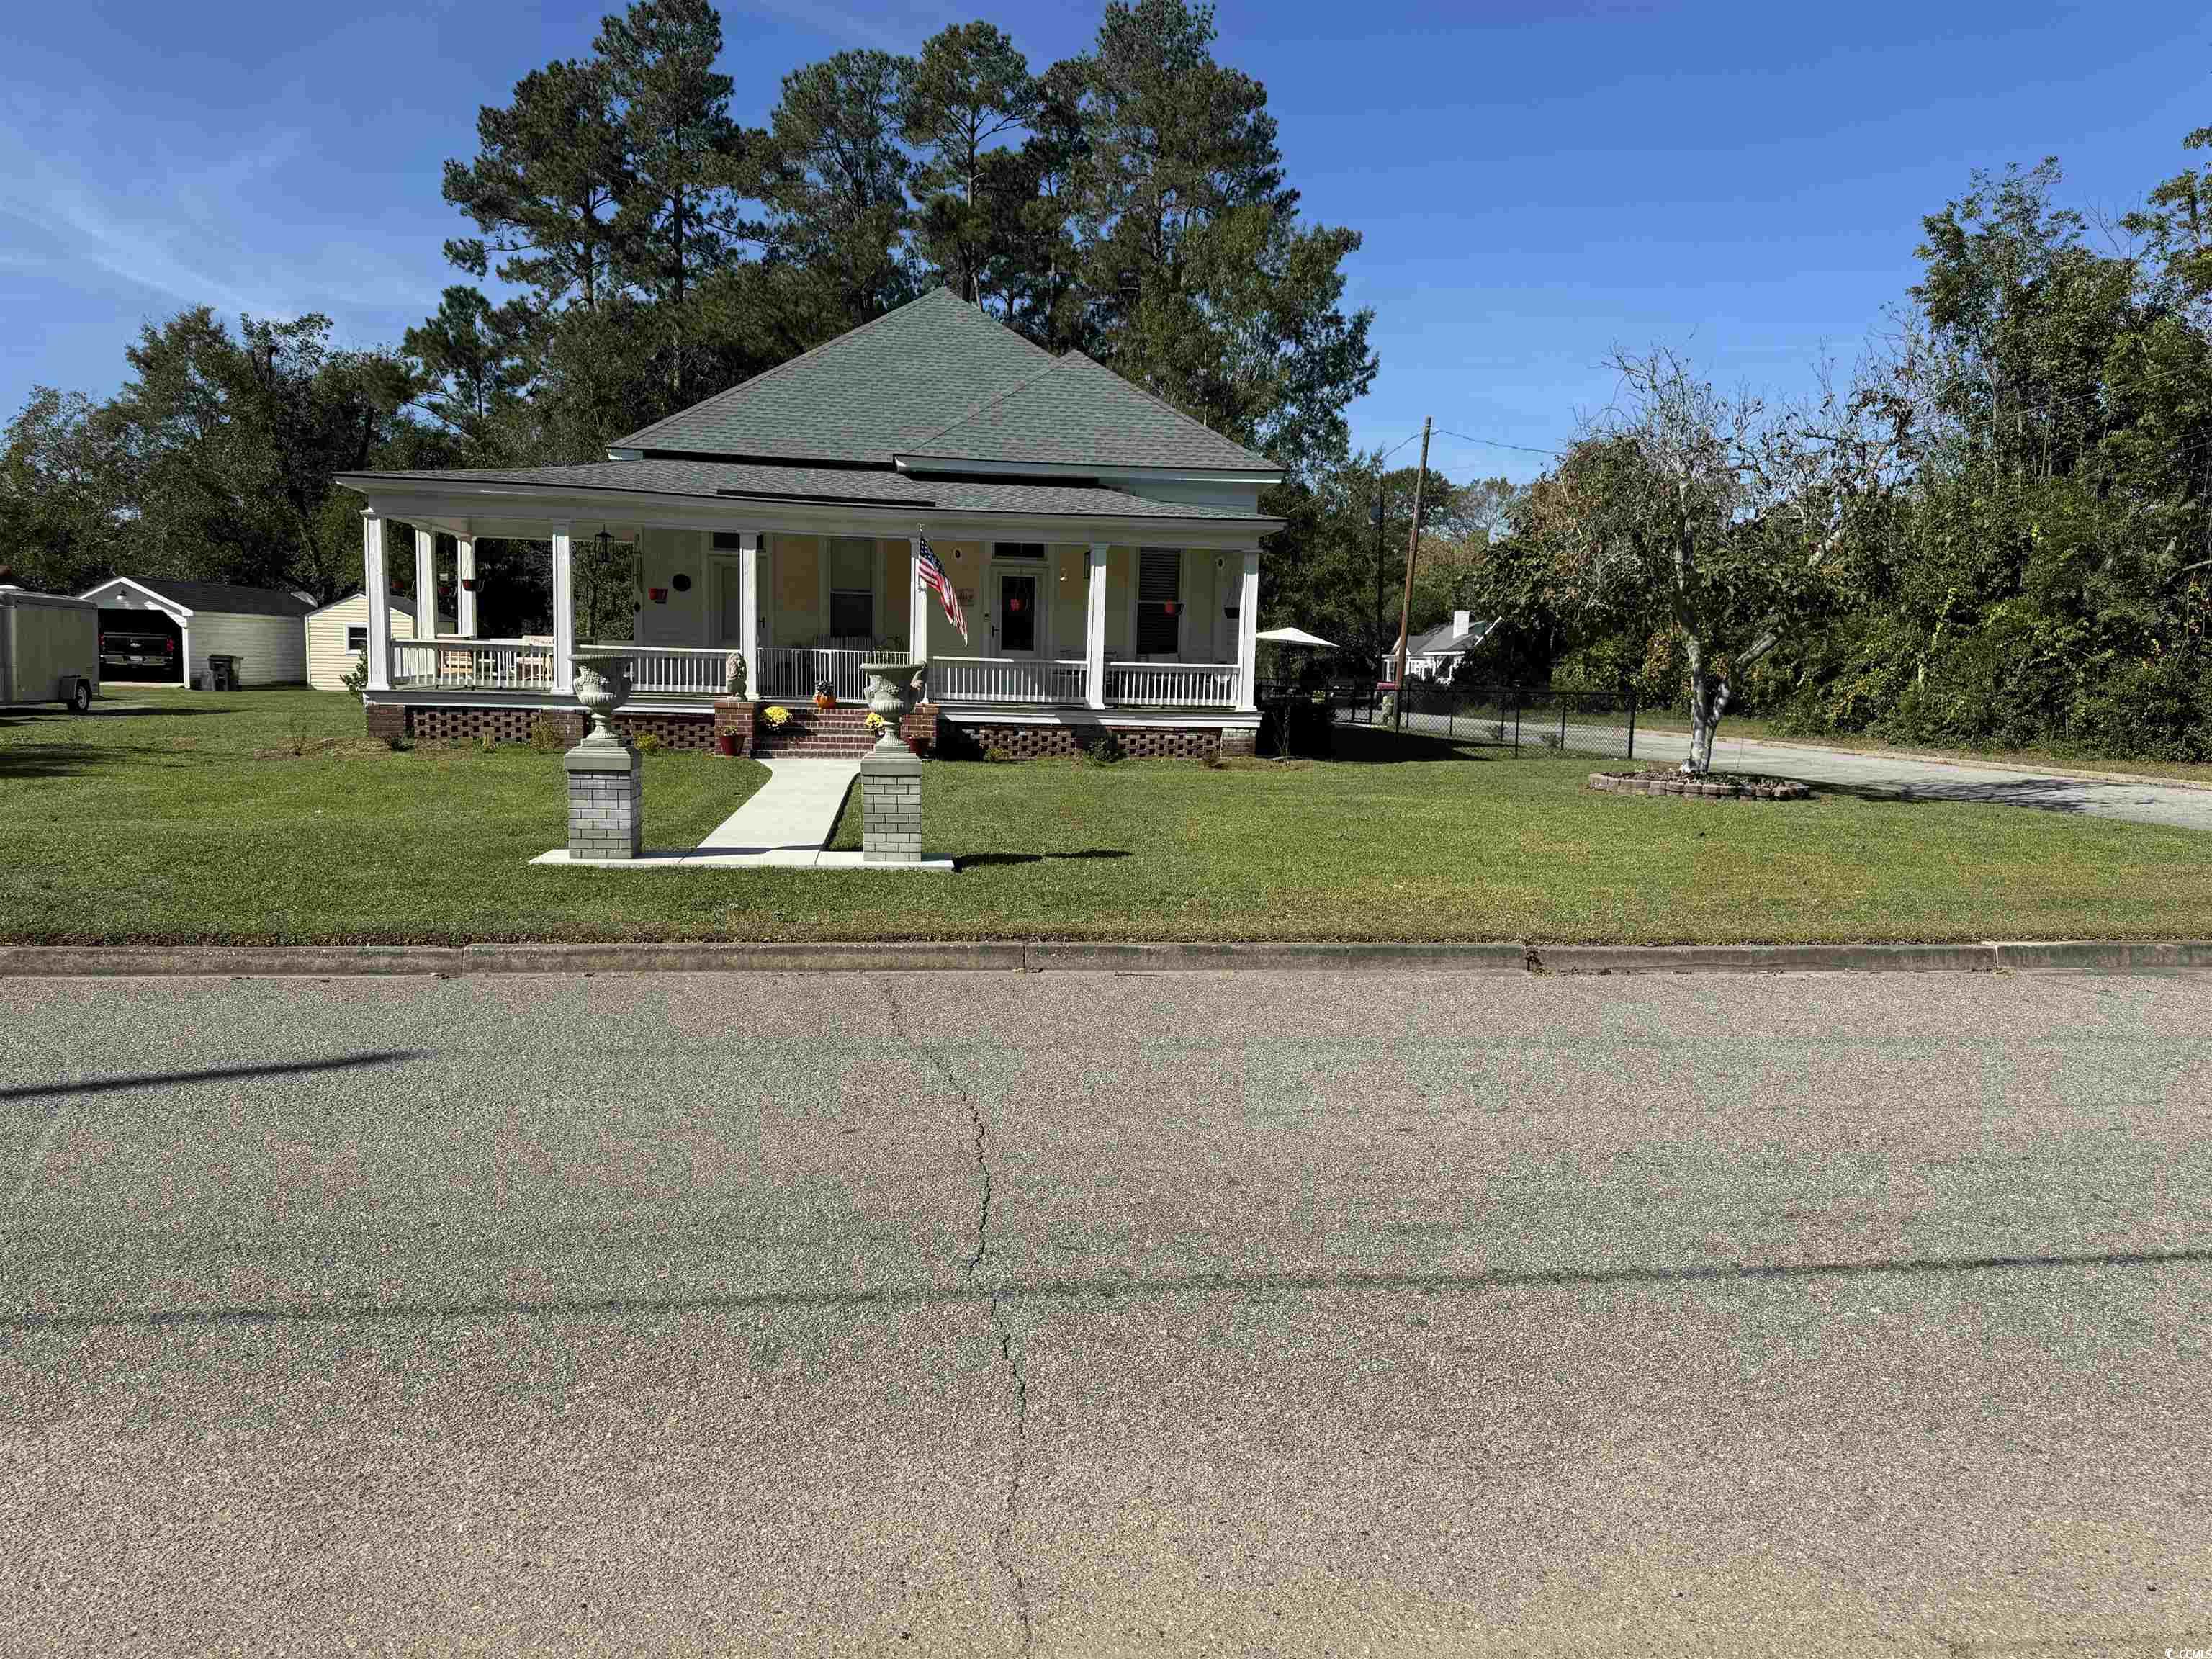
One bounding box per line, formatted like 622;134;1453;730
879;977;1033;1653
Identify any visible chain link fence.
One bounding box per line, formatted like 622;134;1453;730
1325;683;1642;760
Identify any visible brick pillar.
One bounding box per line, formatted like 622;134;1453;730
565;740;643;859
1220;724;1256;758
365;703;406;742
859;746;924;864
714;698;756;756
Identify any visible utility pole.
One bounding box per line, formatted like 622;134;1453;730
1371;465;1388;678
1390;418;1431;732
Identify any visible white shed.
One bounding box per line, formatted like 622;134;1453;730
304;593;454;691
76;577;314;688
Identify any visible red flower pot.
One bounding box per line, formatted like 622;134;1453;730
716;731;739;757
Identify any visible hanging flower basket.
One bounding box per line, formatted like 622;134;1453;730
459;577;477;593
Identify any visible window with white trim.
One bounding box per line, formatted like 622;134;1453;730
346;626;367;653
1136;547;1181;655
827;537;876;641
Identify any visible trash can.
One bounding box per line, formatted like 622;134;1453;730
208;654;240;691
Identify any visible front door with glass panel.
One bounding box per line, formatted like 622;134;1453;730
994;570;1040;656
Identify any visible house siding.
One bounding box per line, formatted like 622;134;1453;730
305;596;420;691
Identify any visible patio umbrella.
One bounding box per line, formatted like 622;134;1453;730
1253;625;1339;648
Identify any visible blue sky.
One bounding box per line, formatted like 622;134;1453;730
2;1;2207;486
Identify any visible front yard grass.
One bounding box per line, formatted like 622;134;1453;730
6;686;2211;945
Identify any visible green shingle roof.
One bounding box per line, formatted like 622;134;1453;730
611;287;1275;475
901;350;1273;473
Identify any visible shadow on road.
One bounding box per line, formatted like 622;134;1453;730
17;1241;2208;1334
1;1050;421;1102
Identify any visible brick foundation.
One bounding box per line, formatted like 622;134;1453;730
940;719;1237;763
387;704;711;751
364;703;406;742
1219;726;1257;758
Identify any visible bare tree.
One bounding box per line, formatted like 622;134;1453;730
1519;347;1905;773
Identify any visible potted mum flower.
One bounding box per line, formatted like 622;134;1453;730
763;704;792;729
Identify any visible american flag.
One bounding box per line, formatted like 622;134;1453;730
916;532;968;644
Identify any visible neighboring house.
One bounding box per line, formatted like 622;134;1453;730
336;286;1281;759
75;577;313;688
1401;610;1500;682
305;594;455;691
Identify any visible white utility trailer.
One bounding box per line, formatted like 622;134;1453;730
0;582;99;711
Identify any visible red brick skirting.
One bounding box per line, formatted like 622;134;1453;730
942;719;1231;762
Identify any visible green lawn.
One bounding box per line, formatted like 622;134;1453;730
5;685;2210;945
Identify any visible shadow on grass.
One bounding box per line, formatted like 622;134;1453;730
957;849;1133;868
1;706;240;725
1325;725;1504;764
1784;775;2100;814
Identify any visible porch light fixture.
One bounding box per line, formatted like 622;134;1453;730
672;572;691;593
593;526;616;563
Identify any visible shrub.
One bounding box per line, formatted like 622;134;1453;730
527;714;567;752
285;713;314;757
476;730;498;754
339;657;369;695
634;731;663;754
1080;735;1123;767
981;742;1014;763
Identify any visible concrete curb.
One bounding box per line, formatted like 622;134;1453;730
1023;941;1532;974
5;938;2212;979
1527;942;2001;975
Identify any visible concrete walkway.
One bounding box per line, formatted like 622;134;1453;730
696;757;863;859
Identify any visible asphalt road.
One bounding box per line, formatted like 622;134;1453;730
3;968;2209;1656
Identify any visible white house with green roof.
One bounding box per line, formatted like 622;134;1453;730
338;287;1280;759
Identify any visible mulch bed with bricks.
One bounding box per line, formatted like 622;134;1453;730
1588;768;1812;801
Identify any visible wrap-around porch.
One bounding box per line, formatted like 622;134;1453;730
361;517;1261;717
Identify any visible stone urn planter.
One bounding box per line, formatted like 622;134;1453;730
860;660;926;752
570;649;635;745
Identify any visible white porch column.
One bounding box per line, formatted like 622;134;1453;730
361;510;392;692
1084;542;1109;710
455;531;477;638
908;535;930;665
549;521;575;695
738;531;760;686
1235;547;1261;712
414;526;439;640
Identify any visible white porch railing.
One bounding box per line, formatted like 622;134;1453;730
1106;661;1239;708
755;646;873;703
389;639;726;698
932;656;1089;705
587;644;727;696
390;638;554;691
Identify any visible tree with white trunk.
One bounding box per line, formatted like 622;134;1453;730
1511;347;1907;773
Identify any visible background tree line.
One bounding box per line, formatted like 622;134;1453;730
1473;135;2212;764
0;0;1373;636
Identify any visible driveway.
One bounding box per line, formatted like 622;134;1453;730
4;967;2208;1655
